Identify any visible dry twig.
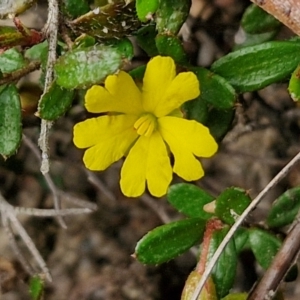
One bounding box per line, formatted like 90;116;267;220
251;0;300;36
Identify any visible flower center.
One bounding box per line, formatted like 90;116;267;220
134;113;157;137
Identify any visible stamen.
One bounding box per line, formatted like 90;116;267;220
134;113;157;137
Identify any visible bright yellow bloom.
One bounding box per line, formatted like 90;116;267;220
73;56;218;197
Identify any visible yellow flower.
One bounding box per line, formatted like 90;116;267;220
73;56;218;197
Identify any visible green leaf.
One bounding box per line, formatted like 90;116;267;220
211;41;300;92
136;24;159;56
288;64;300;102
267;187;300;228
135;217;206;264
167;183;214;219
25;41;48;61
129;64;146;81
155;0;191;35
204;108;234;141
0;48;27;73
0;85;22;157
241;4;281;34
54;45;123;89
235;31;277;50
73;34;96;49
105;38;134;60
136;0;159;22
233;228;249;253
155;34;188;64
190;67;237;109
208;227;237;298
38;81;75;120
69;1;141;40
215;187;251;225
183;95;209;124
29;275;44;300
249;228;281;269
61;0;90;18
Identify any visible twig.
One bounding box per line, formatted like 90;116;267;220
58;191;98;211
22;134;66;228
190;151;300;300
247;214;300;299
140;194;172;224
1;213;35;276
38;0;59;175
251;0;300;36
13;206;93;217
0;195;52;281
0;61;41;86
85;169;117;203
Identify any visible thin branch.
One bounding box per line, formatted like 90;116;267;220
247;214;300;299
85;169;117;204
140;194;172;224
1;213;35;276
190;151;300;300
13;206;93;217
58;191;98;211
22;134;66;228
0;195;52;281
251;0;300;36
0;61;41;86
38;0;59;175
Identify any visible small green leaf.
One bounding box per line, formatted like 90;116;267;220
0;85;22;157
211;41;300;92
288;65;300;102
135;217;206;264
129;64;146;81
0;48;27;73
73;34;96;49
155;34;187;64
190;67;237;109
29;275;44;300
38;81;75;120
61;0;90;18
241;4;281;34
25;41;48;61
136;0;159;22
233;228;249;253
208;227;237;298
105;38;134;60
54;45;123;89
267;187;300;228
136;24;159;56
249;228;281;270
155;0;191;35
235;31;277;49
167;183;214;219
215;187;251;225
204;108;234;141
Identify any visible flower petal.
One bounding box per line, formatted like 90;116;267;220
73;115;139;170
142;56;176;113
85;71;143;114
158;117;217;180
154;72;200;117
120;131;172;197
